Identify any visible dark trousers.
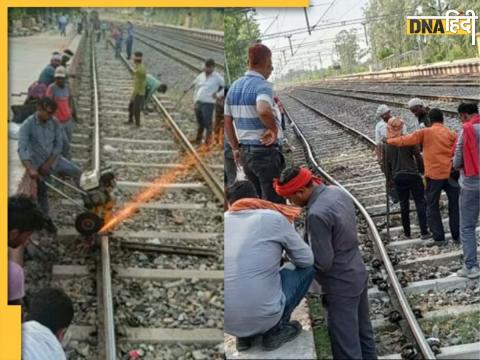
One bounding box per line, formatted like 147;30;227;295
394;173;428;237
194;101;215;139
224;145;237;186
126;37;133;59
426;177;460;242
239;146;285;204
323;285;377;360
128;95;145;126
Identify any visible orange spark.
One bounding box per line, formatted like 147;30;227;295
99;144;220;234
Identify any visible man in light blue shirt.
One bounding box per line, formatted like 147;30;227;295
225;43;285;204
18;97;81;221
225;181;314;352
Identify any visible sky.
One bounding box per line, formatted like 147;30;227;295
253;0;370;79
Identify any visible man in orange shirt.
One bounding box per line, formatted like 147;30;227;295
387;108;459;246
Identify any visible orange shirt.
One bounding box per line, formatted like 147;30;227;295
387;123;456;180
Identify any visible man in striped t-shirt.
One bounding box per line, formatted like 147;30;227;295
224;43;285;204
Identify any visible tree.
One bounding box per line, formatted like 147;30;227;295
334;29;359;72
224;10;261;82
363;0;477;68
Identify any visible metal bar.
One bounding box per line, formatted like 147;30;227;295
283;99;436;359
50;175;88;195
42;181;86;210
91;36;101;177
101;236;116;359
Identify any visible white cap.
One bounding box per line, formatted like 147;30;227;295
408;98;425;108
376;104;390;117
51;53;62;62
54;66;66;78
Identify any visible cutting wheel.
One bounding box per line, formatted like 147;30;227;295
75;211;103;235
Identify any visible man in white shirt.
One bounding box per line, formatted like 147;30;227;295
185;59;224;146
22;287;74;360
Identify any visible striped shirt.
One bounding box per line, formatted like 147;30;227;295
224;70;275;146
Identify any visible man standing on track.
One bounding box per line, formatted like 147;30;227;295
274;166;377;360
408;98;431;128
127;51;147;127
453;103;480;279
185;59;224;146
388;108;459;246
126;21;134;60
225;43;285;204
46;66;75;159
385;117;431;240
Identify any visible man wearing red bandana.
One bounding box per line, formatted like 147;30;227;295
274;166;377;359
453;103;480;279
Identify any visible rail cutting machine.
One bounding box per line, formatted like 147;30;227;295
44;167;116;235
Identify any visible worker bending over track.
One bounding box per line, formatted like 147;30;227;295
274;166;377;360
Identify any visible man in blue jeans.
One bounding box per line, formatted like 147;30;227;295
275;166;377;360
454;102;480;279
225;181;314;352
18;97;82;230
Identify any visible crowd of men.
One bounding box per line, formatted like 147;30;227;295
224;42;479;357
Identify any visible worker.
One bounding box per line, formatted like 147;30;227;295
112;26;123;58
60;49;74;67
385;117;430;240
225;44;285;203
126;21;134;60
213;86;228;146
225;180;314;352
274;166;377;360
185;59;224;146
46;66;75;159
8;195;45;306
127;51;147;127
453;102;480;279
22;288;74;360
144;73;167;112
17;97;82;226
388;108;459;246
38;53;62;86
408;98;431;128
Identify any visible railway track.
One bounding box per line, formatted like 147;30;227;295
297;86;464;117
41;31;224;360
280;93;480;359
134;27;224;69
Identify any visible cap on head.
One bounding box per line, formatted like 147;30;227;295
54;66;66;78
51;53;62;62
376;104;390;117
408;98;425;108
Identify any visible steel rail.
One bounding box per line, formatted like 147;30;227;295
91;35;101;177
133;35;203;73
284;95;436;359
297;87;458;117
92;37;117;359
134;30;225;71
114;45;224;203
302;85;480;104
101;236;116;359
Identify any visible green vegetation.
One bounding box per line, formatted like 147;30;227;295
364;0;478;68
224;9;261;82
308;294;333;359
421;312;480;344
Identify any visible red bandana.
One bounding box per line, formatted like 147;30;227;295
273;167;322;197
